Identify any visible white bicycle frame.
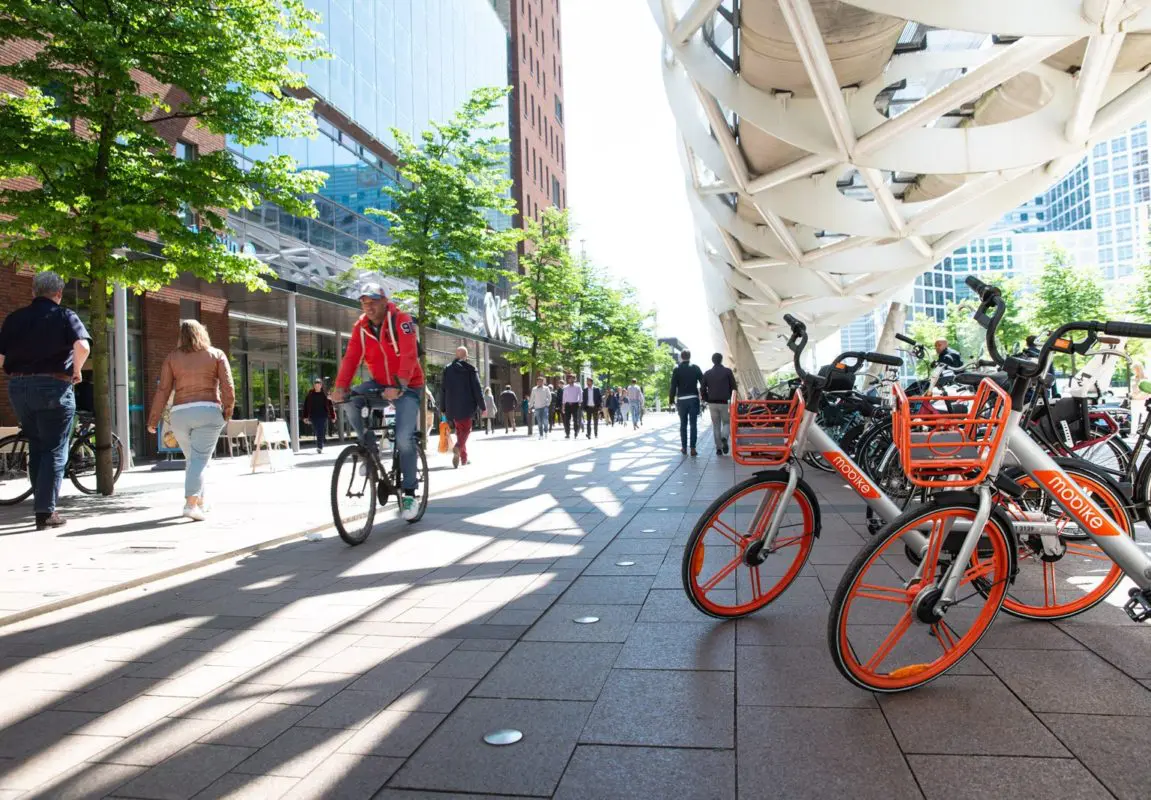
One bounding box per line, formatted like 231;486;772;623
931;409;1151;610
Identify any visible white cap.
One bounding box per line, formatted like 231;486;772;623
358;282;385;300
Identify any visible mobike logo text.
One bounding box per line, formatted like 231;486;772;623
824;452;880;500
1033;470;1121;537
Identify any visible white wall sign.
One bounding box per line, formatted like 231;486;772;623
484;291;525;346
250;420;294;473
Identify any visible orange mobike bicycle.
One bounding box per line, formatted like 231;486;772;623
682;315;923;618
828;275;1151;693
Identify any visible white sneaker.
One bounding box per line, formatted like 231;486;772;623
401;495;418;521
183;504;207;522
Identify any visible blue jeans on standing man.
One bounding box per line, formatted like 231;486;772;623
345;380;420;491
8;376;75;515
677;396;700;451
533;407;549;438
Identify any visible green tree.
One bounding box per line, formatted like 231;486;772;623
0;0;327;492
1031;244;1106;371
354;86;522;430
906;314;944;376
507;207;579;381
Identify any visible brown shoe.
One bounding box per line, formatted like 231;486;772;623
452;445;460;469
35;512;66;531
690;448;698;457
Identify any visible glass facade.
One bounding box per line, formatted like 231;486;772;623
227;0;511;283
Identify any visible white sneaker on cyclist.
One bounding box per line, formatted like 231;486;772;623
401;495;418;521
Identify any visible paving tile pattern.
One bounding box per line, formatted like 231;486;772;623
0;417;1148;798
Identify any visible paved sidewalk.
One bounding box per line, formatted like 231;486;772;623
0;415;660;623
0;416;1148;799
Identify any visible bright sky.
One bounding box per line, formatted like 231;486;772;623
560;0;717;355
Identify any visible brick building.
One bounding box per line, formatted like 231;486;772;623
504;0;567;227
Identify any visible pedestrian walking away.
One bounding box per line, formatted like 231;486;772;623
147;319;235;522
561;374;582;438
0;272;91;530
626;378;644;430
482;386;496;435
303;379;336;453
521;393;531;435
330;282;425;521
934;338;963;369
530;376;552;440
669;350;704;456
606;388;619;426
582;377;602;439
499;384;518;433
702;352;738;456
439;346;484;467
551;380;563;432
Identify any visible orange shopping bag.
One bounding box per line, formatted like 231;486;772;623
437;419;452;453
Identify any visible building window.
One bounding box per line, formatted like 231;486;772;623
1116;190;1130;206
1119;244;1134;259
179;299;201;321
1117;227;1133;243
1112;137;1128;153
1114;172;1130;189
1114;154;1129;171
1097;230;1112;246
1094;177;1109;192
1136;168;1149;185
176;140;198;227
554;95;563;124
1116;208;1132;224
1094;159;1109;174
1100;247;1114;262
1093;142;1107;157
1098;212;1112;227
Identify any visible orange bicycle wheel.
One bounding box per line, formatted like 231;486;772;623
682;473;817;619
998;466;1131;620
828;501;1012;692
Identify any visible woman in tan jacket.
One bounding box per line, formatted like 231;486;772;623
146;320;235;521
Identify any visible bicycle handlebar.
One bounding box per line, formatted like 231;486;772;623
1104;320;1151;339
895;332;917;346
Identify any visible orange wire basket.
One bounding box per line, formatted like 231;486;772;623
730;391;806;467
892;379;1010;488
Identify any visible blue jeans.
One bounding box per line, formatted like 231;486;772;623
345;382;420;492
310;416;328;450
630;403;641;427
8;377;75;514
169;405;225;499
533;407;549;437
677;396;700;449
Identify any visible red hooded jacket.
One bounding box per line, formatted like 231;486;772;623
335;303;424;390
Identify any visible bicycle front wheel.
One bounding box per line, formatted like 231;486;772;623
828;500;1013;693
392;445;429;524
331;445;377;545
69;433;124;495
0;434;33;506
682;472;818;618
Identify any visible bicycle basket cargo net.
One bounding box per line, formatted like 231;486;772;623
892;379;1009;488
730;391;805;467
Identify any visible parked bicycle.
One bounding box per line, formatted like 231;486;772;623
828;275;1151;693
330;388;428;545
0;412;125;504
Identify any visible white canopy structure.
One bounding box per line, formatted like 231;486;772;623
650;0;1151;387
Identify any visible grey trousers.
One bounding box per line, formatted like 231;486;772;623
708;402;730;450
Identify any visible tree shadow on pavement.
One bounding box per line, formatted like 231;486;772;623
0;422;707;798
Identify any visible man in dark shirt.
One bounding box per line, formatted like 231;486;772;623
934;339;963;369
669;349;705;456
702;353;738;456
0;272;91;530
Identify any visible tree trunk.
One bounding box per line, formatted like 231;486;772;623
417;277;429;444
88;273;115;495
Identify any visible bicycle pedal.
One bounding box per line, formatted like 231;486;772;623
1123;588;1151;623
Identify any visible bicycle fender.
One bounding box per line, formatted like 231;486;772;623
752;469;822;538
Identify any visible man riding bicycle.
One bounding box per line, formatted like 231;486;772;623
331;283;424;521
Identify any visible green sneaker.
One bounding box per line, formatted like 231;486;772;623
401;494;418;521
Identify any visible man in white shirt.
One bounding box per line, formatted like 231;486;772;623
561;375;582;438
626;379;644;430
582;377;603;439
530;376;552;440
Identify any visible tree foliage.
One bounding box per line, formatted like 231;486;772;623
355;86;522;328
0;0;329;492
1031;244;1106;371
506;207;579;380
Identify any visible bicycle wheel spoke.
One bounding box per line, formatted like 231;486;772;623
1064;543;1111;561
700;553;744;595
749;566;763;599
919;517;948;579
769;535;805;551
864;610;913;672
931;621;959;654
710;517;745;547
855;583;909;604
959;559;996;588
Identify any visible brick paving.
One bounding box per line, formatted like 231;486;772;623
0;414;1148;799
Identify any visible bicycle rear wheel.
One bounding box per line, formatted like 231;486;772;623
392;445;429;523
69;433;124;495
331;445;377;545
0;434;33;506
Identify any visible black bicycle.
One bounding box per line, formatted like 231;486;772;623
330;389;428;545
0;412;125;504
